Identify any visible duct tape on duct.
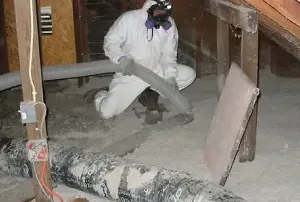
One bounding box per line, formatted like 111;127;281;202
0;138;246;202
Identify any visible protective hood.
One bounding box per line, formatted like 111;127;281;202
142;0;157;11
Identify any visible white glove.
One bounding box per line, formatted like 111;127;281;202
118;56;135;76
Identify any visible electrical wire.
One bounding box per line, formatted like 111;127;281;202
41;161;64;202
28;0;51;200
28;0;63;201
29;0;37;103
33;163;54;202
34;102;47;139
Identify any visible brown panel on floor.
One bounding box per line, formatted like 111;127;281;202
203;62;259;186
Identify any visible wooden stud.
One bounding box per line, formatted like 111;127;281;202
203;0;259;162
14;0;52;201
120;0;129;12
195;1;205;77
217;18;230;98
74;0;89;88
229;0;300;64
239;30;259;162
195;45;203;77
0;0;9;74
204;0;258;33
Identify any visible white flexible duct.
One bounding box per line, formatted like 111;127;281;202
0;60;192;114
0;137;246;202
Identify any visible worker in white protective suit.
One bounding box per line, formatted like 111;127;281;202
94;0;196;119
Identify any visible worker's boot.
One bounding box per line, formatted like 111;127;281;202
83;86;109;104
136;88;167;125
138;87;168;111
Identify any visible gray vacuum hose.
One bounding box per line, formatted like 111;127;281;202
0;137;246;202
0;60;192;114
0;60;116;91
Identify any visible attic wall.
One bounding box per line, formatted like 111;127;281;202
0;0;8;74
85;0;121;62
126;0;300;77
124;0;227;76
124;0;199;73
3;0;77;72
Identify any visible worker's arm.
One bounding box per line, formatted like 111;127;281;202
103;13;129;64
161;18;179;79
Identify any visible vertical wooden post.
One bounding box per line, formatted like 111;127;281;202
120;0;128;12
195;1;205;78
14;0;52;201
216;18;230;98
73;0;89;88
0;0;8;75
239;30;259;162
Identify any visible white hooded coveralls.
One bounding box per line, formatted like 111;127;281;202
95;0;196;119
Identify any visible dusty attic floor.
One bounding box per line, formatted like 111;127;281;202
1;68;300;202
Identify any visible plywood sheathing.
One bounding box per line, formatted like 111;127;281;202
3;0;77;72
229;0;300;61
263;0;300;29
39;0;77;67
3;0;19;72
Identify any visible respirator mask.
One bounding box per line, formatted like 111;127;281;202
145;0;173;31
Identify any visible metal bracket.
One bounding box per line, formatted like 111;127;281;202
19;101;37;124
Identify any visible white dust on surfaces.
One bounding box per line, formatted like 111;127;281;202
101;164;125;199
69;163;86;179
126;167;158;191
3;69;300;202
125;69;300;201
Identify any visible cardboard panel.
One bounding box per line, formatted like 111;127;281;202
204;62;259;185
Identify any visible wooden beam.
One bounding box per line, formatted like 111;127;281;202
239;30;259;162
14;0;52;201
196;1;206;77
229;0;300;61
204;0;258;33
217;18;230;97
0;0;9;75
73;0;90;88
244;0;300;38
263;0;300;28
259;18;300;62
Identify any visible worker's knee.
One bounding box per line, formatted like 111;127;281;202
100;110;115;119
185;66;197;85
99;104;117;119
94;93;117;119
177;64;196;88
